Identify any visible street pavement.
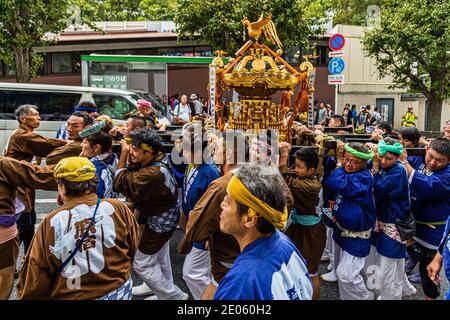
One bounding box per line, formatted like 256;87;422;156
9;190;448;300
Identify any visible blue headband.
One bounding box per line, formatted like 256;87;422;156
74;106;97;113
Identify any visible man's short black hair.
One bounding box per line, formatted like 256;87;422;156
331;114;345;126
71;111;94;126
429;138;450;159
58;179;97;197
295;148;320;171
130;127;162;154
399;126;421;146
129;116;147;130
377;121;392;134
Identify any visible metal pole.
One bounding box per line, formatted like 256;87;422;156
335;84;338;112
81;60;88;86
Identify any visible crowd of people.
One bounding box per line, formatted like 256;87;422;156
0;99;449;301
314;102;421;130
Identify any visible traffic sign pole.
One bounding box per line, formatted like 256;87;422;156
328;33;346;112
335;84;338;118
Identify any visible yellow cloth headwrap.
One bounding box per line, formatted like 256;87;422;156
53;157;96;182
227;175;288;230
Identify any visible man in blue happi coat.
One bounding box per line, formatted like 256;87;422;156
400;138;450;300
323;142;377;300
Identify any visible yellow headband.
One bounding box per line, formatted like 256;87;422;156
139;143;153;151
227;175;288;230
125;138;152;151
53;157;96;182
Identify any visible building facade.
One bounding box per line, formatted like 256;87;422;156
331;24;449;131
0;21;336;107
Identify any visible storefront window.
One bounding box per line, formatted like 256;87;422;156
4;63;16;76
52;52;73;73
94;94;135;119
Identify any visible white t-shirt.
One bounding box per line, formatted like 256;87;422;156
174;103;191;122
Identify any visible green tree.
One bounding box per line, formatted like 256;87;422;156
361;0;450;131
139;0;178;21
84;0;176;21
0;0;96;82
325;0;390;26
87;0;143;21
174;0;329;53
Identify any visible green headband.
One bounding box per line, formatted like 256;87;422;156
79;121;107;139
377;140;403;156
344;143;374;160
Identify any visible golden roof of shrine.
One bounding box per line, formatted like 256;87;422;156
219;14;300;98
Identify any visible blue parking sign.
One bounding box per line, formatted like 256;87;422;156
328;57;345;75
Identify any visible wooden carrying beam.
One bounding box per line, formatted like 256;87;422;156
324;127;354;133
329;134;372;139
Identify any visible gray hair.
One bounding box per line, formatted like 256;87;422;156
234;164;287;213
15;104;38;124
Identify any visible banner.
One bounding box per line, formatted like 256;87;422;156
209;65;216;130
307;70;316;129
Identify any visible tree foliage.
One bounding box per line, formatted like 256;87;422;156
174;0;329;53
139;0;178;21
83;0;177;21
325;0;391;26
361;0;450;131
0;0;97;82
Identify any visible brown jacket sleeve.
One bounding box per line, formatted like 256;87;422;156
113;167;165;201
45;142;82;166
0;181;16;217
0;157;57;190
280;165;320;213
280;165;316;193
178;181;226;254
17;219;55;299
285;182;294;212
26;132;66;158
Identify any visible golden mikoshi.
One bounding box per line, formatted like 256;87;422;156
209;13;316;142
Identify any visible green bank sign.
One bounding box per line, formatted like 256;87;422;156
90;75;128;90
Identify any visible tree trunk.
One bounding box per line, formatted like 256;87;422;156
223;30;229;52
425;98;443;132
13;47;31;83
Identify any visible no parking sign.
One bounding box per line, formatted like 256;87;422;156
329;34;345;51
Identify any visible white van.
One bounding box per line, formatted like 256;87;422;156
0;82;143;150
